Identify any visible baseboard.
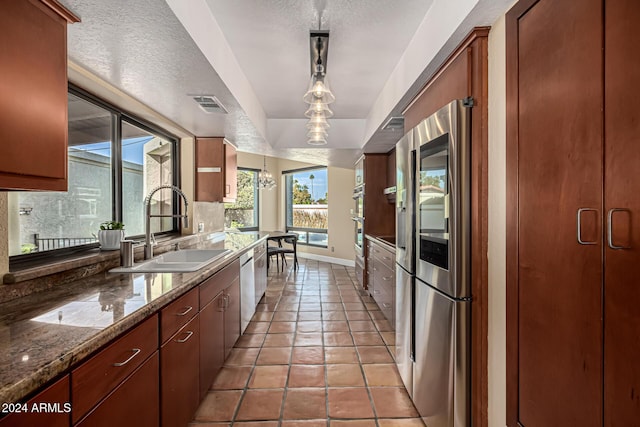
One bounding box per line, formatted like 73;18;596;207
297;252;355;267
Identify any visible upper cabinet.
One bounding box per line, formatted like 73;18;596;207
195;137;237;203
0;0;79;191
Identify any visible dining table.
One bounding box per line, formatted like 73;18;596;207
265;231;299;271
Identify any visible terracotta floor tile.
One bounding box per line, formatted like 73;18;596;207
356;346;394;364
273;312;298;321
282;421;327;427
252;312;275;321
373;319;394;332
321;295;342;302
340;295;362;302
188;423;230;427
283;388;327;419
269;321;297;333
277;304;300;312
322;302;343;311
236;389;285;421
236;333;266;348
211;366;252;390
256;347;292;365
225;348;260;366
343;302;366;311
322;321;350;332
325;347;359;364
256;302;278;312
380;332;395;346
330;420;377;427
346;311;371;321
249;365;289;388
369;311;386;320
377;419;426;427
369;388;419;418
296;321;323;333
245;322;271;334
294;332;323;346
263;333;295;347
362;364;404;387
299;303;322;311
234;422;279;427
291;346;324;364
352;332;385;346
193;390;242;421
326;364;365;386
288;365;325;387
298;312;323;321
323;332;354;347
348;320;377;332
327;388;374;419
323;311;347;321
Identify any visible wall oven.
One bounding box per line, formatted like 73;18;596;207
352;185;364;256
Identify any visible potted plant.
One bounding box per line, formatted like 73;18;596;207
98;221;125;250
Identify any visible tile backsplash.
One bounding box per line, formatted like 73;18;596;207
193;201;225;234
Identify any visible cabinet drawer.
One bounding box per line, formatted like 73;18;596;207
200;259;240;309
372;244;395;271
161;287;199;344
0;376;70;427
71;315;158;424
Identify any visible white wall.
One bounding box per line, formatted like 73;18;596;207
237;151;355;264
487;11;509;427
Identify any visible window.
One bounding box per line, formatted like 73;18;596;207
224;168;259;231
7;87;179;259
284;167;328;247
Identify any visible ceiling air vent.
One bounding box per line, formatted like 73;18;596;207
382;116;404;131
192;95;228;114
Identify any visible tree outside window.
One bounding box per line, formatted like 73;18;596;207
224;169;259;230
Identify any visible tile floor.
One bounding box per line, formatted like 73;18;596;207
190;258;424;427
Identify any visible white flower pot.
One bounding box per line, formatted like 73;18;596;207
98;230;125;250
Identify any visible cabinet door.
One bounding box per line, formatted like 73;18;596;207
508;0;603;425
254;251;267;305
195;137;225;202
76;353;159;427
0;1;76;190
224;277;241;358
161;315;200;427
224;142;237;202
603;0;640;424
199;293;225;400
0;376;70;427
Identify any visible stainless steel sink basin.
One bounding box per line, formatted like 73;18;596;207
110;249;231;273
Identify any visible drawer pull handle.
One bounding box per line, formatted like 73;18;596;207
382;276;392;281
176;331;194;343
383;256;391;261
177;306;193;316
382;303;391;308
113;348;141;367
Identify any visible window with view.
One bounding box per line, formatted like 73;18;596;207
284;167;328;247
224;169;259;231
7;88;178;258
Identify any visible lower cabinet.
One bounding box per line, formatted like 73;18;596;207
0;376;70;427
199;292;225;400
224;277;240;358
161;315;200;427
367;238;396;328
254;242;267;305
75;353;159;427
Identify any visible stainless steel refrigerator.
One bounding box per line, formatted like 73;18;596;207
396;100;472;427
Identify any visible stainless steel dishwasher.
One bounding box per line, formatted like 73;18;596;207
239;249;255;334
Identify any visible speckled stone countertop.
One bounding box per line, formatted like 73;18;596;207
0;231;267;405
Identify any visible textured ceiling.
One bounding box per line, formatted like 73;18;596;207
60;0;514;168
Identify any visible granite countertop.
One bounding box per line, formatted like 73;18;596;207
0;231;267;405
365;234;397;252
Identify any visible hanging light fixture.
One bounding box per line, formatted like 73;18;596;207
258;156;276;190
303;30;333;145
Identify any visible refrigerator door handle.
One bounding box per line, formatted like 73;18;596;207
607;208;631;250
577;208;598;245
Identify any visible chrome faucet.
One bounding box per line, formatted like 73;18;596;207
144;185;189;259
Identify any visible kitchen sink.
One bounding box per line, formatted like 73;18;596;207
110;249;231;273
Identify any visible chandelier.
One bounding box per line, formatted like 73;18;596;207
304;31;334;145
258;156;276;190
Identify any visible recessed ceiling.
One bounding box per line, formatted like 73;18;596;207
61;0;514;168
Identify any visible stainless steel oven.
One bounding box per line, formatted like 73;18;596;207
352;185;364;256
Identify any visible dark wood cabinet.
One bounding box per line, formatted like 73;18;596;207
161;315;200;427
507;0;640;425
199;259;241;397
0;376;70;427
71;315;159;424
75;353;159;427
366;238;396;327
195;137;237;202
0;0;79;191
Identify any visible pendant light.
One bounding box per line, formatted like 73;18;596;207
303;30;333;145
258;156;276;190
